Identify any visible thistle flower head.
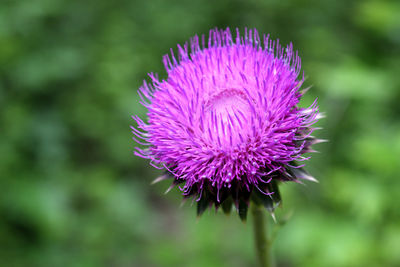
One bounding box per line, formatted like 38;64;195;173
132;28;322;220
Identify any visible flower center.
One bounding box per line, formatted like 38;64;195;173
205;89;251;145
206;88;251;119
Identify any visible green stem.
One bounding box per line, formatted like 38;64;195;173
251;203;271;267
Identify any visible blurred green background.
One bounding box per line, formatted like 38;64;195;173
1;0;400;266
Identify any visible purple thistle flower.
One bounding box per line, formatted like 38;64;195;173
132;28;322;220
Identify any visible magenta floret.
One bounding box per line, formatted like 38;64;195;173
132;28;321;218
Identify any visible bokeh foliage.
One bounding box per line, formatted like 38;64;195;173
1;0;400;266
